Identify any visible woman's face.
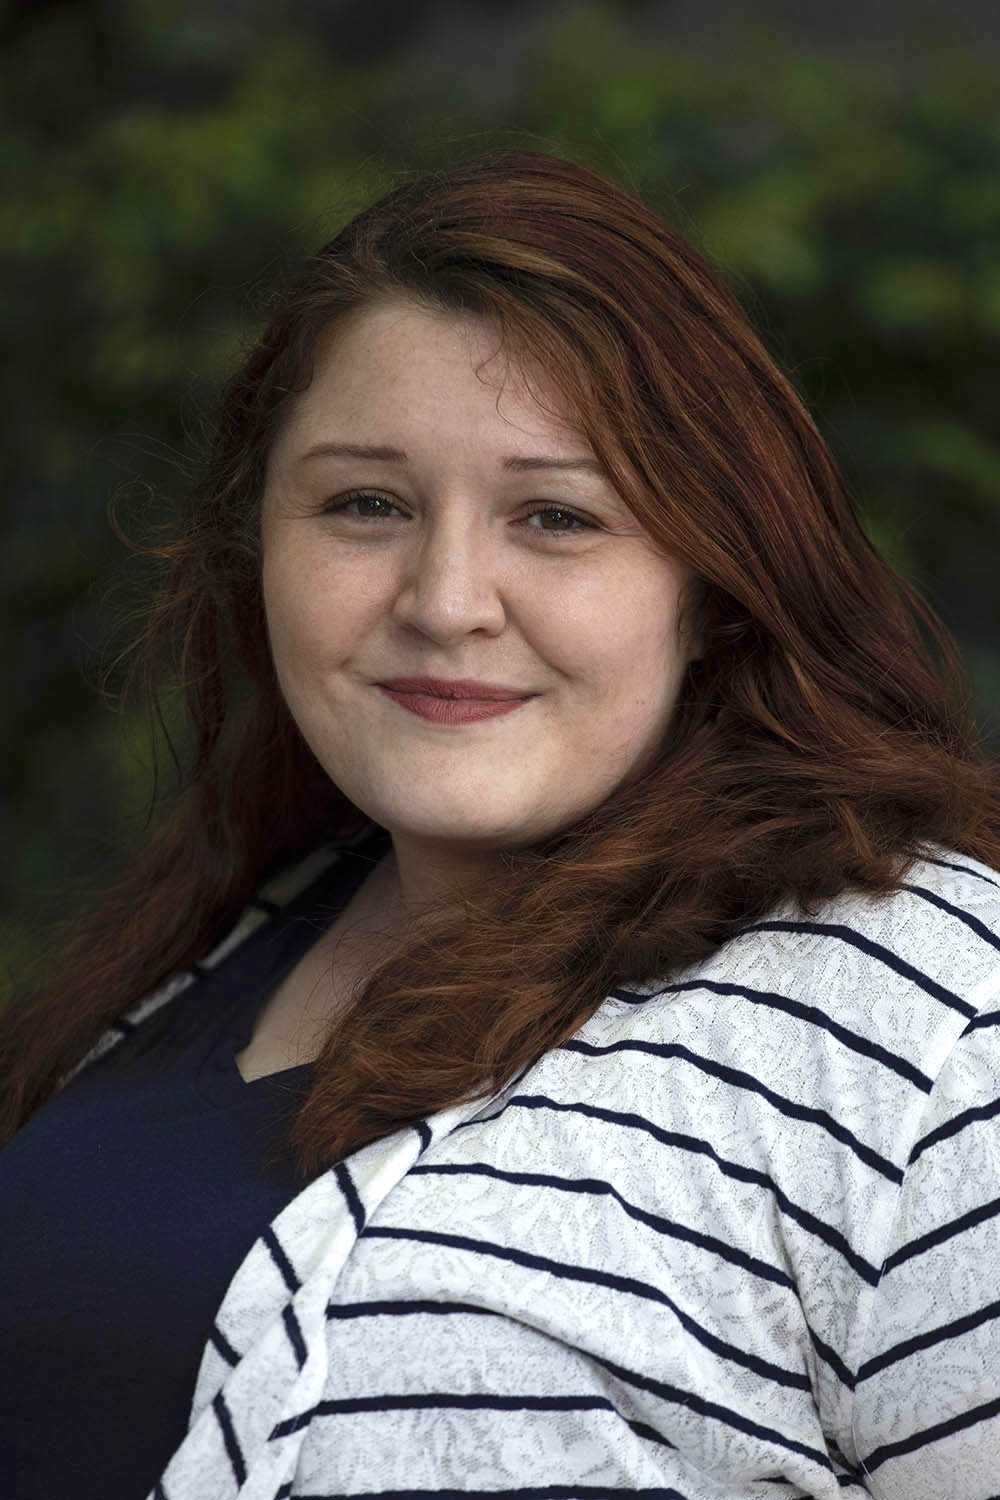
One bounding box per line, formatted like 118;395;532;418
260;297;700;902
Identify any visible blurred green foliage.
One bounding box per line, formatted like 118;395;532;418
3;0;999;998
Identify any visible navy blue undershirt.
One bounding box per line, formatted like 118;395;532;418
0;822;392;1499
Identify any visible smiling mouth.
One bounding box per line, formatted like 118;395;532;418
377;686;532;722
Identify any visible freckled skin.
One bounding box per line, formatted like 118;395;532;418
261;297;701;925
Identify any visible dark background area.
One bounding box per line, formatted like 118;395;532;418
3;0;999;996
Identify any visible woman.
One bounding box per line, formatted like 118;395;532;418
1;148;999;1499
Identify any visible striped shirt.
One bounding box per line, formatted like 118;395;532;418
54;833;1000;1497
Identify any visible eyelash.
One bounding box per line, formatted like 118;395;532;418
320;490;596;540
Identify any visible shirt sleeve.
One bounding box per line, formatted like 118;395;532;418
851;1010;1000;1499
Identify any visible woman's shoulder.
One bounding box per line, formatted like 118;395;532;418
740;839;997;1009
610;840;1000;1103
794;840;1000;1027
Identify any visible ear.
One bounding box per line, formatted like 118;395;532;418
682;574;714;664
681;611;707;665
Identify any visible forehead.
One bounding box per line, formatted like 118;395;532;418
276;298;587;455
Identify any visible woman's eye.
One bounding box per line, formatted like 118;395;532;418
320;491;595;538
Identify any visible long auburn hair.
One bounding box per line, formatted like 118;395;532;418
3;147;999;1184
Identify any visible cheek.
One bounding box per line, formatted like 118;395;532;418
556;584;681;692
262;547;355;666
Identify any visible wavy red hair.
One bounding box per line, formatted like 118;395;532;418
3;148;999;1182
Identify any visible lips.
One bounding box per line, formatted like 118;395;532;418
377;677;532;701
378;687;530;724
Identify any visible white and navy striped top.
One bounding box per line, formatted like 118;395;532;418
28;832;1000;1496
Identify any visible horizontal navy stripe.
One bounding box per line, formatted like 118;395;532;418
909;1094;1000;1165
882;1194;1000;1274
587;1346;832;1472
364;1223;811;1392
861;1390;1000;1472
474;1092;882;1285
409;1158;856;1393
644;975;933;1091
858;1295;1000;1381
323;1287;856;1398
279;1376;833;1477
735;920;976;1021
411;1158;799;1293
291;1490;688;1499
922;855;999;889
903;882;1000;955
968;1008;1000;1031
326;1296;511;1323
566;1036;903;1184
273;1391;644;1442
798;1337;856;1393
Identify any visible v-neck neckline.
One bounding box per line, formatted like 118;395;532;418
197;821;394;1100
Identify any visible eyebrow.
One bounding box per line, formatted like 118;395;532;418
293;441;608;477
